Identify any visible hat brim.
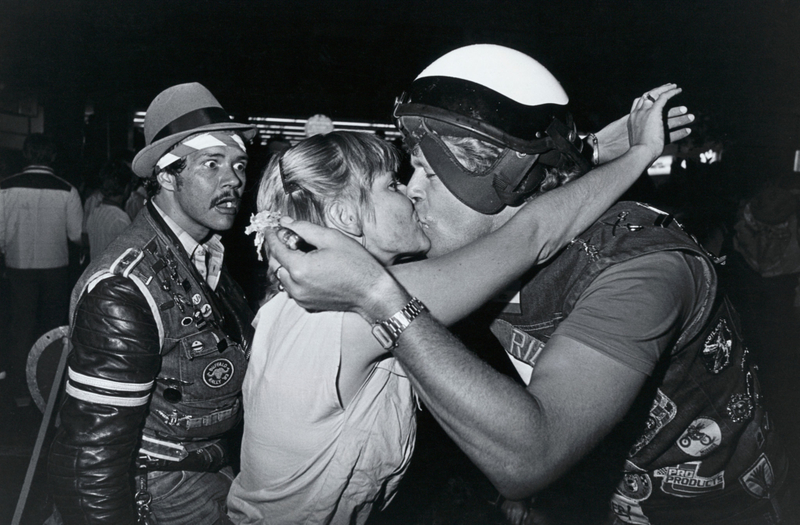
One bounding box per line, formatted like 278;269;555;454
132;122;257;178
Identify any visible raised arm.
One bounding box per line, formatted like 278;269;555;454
593;86;694;164
390;84;689;325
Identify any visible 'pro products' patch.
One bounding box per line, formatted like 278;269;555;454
654;462;725;497
203;358;234;388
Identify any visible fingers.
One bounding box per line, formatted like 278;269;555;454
666;110;695;130
669;127;693;142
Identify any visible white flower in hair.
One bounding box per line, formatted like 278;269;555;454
245;210;283;261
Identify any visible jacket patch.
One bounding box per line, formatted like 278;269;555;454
617;471;653;501
654;462;725;497
610;493;652;525
702;318;732;374
727;392;754;423
630;389;677;457
677;417;722;457
203;358;234;388
739;453;776;499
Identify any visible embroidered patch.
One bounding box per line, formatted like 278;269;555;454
677;417;722;457
203;358;234;388
630;389;677;457
702;318;733;374
727;393;754;423
739;453;775;499
654;462;725;497
617;472;653;501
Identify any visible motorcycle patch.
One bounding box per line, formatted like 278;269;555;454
654;462;724;497
629;389;677;457
739;453;775;499
677;417;722;457
203;358;234;388
702;318;732;374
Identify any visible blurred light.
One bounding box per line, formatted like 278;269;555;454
647;155;673;176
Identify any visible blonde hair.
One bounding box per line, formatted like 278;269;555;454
256;131;401;225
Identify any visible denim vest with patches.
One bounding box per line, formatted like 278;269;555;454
490;202;788;524
71;203;253;460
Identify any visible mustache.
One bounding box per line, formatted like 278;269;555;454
210;193;241;208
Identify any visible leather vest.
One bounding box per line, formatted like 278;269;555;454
71;203;253;460
490;202;788;523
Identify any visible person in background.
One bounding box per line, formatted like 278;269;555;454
0;133;84;406
48;82;255;525
264;44;797;524
126;176;148;220
85;157;134;260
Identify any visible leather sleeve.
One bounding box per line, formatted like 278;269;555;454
48;275;161;525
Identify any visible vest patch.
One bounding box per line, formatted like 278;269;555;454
617;471;653;501
630;389;677;457
702;318;732;374
610;493;653;525
727;392;754;423
203;358;234;388
654;462;725;497
739;453;776;499
677;417;722;457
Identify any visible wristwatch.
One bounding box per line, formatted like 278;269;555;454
371;297;428;349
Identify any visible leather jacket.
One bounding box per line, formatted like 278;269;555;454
48;203;253;525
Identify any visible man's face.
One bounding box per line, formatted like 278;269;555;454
167;144;248;240
405;150;495;258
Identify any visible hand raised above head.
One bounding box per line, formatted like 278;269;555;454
628;84;688;163
594;83;694;163
265;218;402;319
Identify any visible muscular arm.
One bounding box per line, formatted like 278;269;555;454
268;214;702;498
48;276;160;525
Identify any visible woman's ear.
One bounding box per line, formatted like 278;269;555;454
326;200;362;237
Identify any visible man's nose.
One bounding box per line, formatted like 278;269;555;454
405;174;425;204
221;164;245;189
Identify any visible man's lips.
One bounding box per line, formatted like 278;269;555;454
413;210;428;229
212;197;241;213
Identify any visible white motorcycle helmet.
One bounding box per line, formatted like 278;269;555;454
394;44;592;214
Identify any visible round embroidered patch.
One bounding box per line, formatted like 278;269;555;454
677;417;722;456
203;358;234;388
617;472;653;501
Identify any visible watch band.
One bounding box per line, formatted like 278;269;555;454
371;297;428;349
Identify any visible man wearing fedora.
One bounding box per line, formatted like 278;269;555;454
48;83;255;525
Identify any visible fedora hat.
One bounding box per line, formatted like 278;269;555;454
131;82;256;178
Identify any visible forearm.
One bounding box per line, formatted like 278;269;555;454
390;145;656;325
361;278;557;499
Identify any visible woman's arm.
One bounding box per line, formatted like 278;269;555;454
390;85;688;325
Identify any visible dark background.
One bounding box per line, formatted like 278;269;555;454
1;0;800;191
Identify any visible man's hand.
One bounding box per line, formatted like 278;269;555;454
594;83;694;164
265;218;408;321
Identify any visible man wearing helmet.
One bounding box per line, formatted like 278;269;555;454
265;45;797;524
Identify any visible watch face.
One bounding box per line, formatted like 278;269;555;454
372;324;396;349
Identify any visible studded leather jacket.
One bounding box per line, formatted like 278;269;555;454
490;202;790;524
48;202;253;525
